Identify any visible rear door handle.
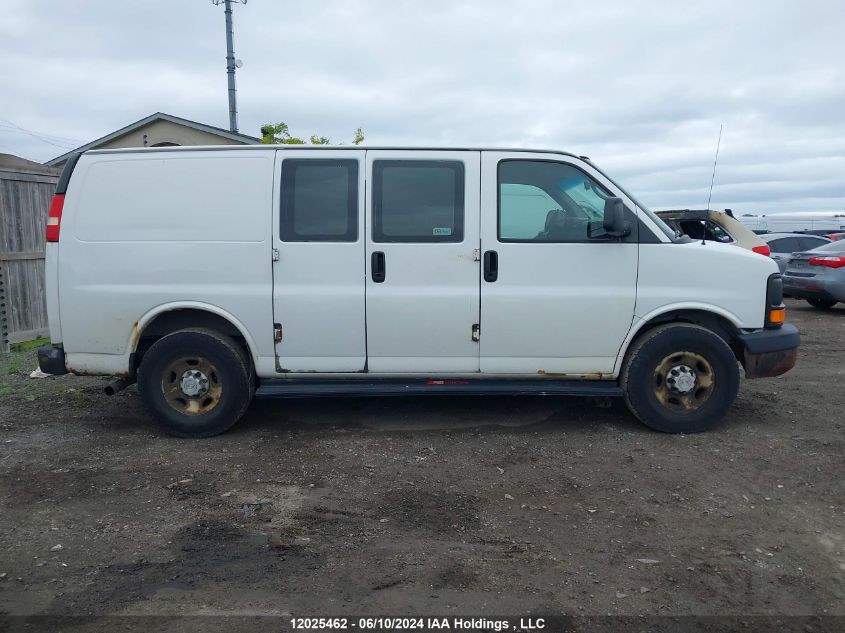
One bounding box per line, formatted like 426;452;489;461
371;251;386;283
483;250;498;282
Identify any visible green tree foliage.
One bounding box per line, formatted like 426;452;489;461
259;122;303;144
260;122;364;145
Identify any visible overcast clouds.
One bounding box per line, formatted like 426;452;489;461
1;0;844;213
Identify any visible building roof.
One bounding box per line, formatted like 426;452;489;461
0;152;60;176
45;112;261;166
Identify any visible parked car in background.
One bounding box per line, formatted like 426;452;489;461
739;213;845;234
783;240;845;309
824;232;845;241
759;233;831;273
795;229;842;237
656;209;770;255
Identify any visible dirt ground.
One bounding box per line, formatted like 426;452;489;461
0;299;842;628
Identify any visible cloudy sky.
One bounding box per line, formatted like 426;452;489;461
1;0;843;214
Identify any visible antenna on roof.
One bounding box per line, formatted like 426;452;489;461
701;124;724;245
706;124;723;212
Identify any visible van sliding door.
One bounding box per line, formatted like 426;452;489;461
364;150;482;373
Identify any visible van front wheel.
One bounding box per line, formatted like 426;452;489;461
137;328;254;437
621;323;739;433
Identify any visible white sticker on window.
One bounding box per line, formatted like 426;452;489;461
432;227;452;236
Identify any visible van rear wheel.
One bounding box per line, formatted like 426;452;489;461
137;328;253;438
621;323;739;433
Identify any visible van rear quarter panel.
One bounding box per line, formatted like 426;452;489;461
58;150;275;374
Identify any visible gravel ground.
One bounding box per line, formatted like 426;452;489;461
0;299;842;628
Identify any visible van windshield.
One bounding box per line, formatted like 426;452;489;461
584;160;677;240
557;175;608;221
628;196;677;239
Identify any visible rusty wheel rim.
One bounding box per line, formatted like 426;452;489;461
652;351;715;413
161;356;223;416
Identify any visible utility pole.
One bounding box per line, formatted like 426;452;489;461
212;0;247;133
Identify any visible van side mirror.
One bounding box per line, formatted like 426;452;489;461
603;197;631;238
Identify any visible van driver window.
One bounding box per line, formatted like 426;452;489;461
498;160;615;242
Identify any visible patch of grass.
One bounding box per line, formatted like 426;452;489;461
10;337;49;352
0;385;16;398
7;364;20;375
66;388;87;406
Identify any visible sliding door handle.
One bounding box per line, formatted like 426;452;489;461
371;251;386;283
483;250;498;282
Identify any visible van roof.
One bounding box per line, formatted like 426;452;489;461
85;145;583;159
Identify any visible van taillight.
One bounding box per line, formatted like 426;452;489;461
46;194;64;242
752;245;771;257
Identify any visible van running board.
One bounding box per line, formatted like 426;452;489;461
255;378;622;399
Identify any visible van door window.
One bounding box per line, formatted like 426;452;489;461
280;159;358;242
498;160;616;242
372;160;464;242
499;184;561;239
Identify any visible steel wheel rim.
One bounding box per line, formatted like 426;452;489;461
652;351;715;413
161;356;223;416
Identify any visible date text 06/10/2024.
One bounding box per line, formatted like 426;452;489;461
289;617;547;631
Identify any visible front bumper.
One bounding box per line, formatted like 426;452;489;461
736;324;799;379
38;344;68;375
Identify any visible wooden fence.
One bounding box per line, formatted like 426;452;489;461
0;156;60;352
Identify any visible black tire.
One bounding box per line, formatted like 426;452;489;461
621;323;740;433
806;298;837;309
137;328;254;438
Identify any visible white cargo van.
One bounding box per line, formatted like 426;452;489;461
38;146;799;437
739;213;845;234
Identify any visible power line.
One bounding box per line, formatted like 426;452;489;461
0;116;82;143
0;117;81;149
0;140;39;162
0;128;77;150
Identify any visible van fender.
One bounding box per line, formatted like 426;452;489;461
129;301;260;366
612;302;744;378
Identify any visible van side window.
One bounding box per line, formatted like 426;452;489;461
281;159;358;242
498;160;615;242
373;160;464;243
